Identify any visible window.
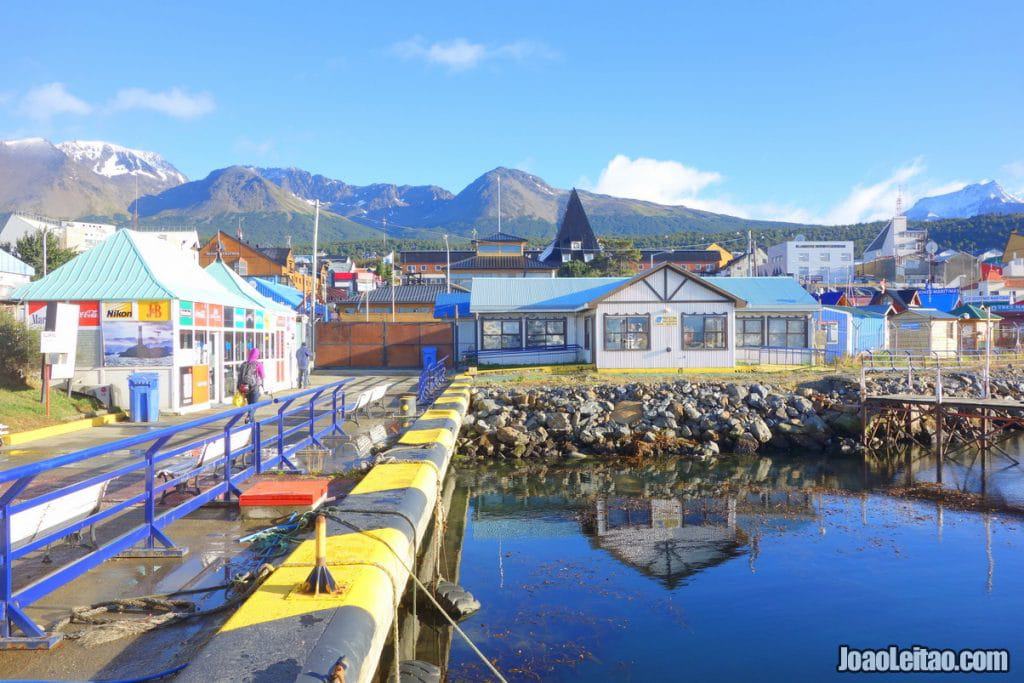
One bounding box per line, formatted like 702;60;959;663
739;317;764;347
482;319;521;350
435;265;442;271
841;253;852;261
571;240;582;250
526;319;566;347
236;258;248;276
562;254;571;263
820;252;831;262
179;330;194;350
826;322;839;343
768;317;808;348
682;315;727;349
604;315;650;351
407;265;416;272
798;252;809;262
420;265;427;271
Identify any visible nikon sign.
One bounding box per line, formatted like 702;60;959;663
102;302;135;321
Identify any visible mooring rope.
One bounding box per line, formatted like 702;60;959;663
332;516;507;683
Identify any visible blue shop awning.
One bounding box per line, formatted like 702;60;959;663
434;292;470;319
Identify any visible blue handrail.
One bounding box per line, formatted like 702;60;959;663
417;356;450;404
0;378;351;648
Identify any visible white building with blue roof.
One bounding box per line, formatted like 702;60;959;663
0;248;34;300
467;265;825;368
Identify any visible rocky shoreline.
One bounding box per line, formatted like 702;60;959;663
455;368;1024;464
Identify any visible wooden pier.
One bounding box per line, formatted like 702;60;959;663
862;394;1023;483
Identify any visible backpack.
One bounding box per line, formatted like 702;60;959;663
238;361;260;391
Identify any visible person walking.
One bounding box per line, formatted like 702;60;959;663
296;342;313;388
237;347;265;405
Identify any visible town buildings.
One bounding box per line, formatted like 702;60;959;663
198;231;316;292
537;189;602;266
766;238;854;283
0;214;117;253
449;232;557;288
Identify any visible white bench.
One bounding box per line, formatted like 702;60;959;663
156;426;253;502
10;481;109;553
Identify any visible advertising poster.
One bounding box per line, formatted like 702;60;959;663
102;321;174;367
139;300;170;322
208;304;224;328
195;302;208;326
103;301;135;321
28;301;99;328
179;301;194;326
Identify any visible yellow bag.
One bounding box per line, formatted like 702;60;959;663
232;390;246;407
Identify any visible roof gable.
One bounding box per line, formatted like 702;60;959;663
591;263;744;306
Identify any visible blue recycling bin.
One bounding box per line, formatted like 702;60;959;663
128;372;161;423
421;346;438;369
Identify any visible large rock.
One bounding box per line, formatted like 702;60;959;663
749;417;773;443
546;413;571;433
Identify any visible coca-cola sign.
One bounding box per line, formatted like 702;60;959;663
27;301;100;328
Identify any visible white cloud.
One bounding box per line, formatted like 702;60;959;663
108;87;215;119
590;154;723;205
392;36;554;71
586;154;978;225
18;83;92;120
822;159;925;224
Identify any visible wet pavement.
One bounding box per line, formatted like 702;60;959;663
0;370;417;681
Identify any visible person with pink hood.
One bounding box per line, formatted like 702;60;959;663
237;347;266;405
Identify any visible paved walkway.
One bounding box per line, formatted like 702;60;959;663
0;370;418;468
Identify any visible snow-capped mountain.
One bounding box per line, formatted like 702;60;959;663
56;140;187;184
906;181;1024;220
0;138;187;218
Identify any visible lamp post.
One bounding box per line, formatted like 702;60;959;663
443;233;451;293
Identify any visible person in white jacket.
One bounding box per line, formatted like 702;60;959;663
296;343;313;388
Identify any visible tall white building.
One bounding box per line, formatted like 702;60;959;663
767;238;854;283
862;215;927;262
0;214;116;252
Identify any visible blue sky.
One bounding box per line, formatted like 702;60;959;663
1;0;1022;224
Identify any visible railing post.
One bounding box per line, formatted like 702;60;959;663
309;388;328;448
253;413;263;475
117;435;185;558
1;475;58;646
221;414;245;502
331;387;346;437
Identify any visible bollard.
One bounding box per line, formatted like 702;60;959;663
304;513;337;596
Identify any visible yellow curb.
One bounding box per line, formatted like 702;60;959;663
474;363;592;375
5;412;127;446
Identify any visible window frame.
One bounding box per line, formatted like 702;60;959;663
481;318;522;350
767;316;808;349
738;316;764;348
525;318;567;348
603;314;651;351
682;314;728;350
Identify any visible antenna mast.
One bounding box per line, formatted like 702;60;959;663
497;175;502;233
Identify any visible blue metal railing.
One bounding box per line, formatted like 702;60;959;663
0;378;351;648
464;344;585;366
417;356;450;405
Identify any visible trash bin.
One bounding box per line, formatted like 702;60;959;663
128;372;161;423
421;346;437;368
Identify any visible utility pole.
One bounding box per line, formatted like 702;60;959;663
41;225;48;277
311;199;320;356
747;230;753;277
443;233;451;293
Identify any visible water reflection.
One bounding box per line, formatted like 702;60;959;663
447;455;1024;682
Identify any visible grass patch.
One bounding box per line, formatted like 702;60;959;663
0;380;105;433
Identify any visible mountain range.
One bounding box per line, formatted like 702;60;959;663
905;181;1024;221
1;137;1022;245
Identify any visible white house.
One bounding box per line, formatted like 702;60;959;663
862;214;927;263
469;264;746;370
766;239;854;284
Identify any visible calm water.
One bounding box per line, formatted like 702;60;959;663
446;454;1024;681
